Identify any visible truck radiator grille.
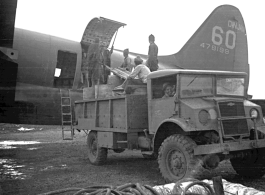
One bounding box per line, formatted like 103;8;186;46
219;101;245;117
218;101;249;136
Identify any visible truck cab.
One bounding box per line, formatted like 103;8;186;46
147;69;265;181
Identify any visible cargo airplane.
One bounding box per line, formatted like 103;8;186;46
1;2;256;125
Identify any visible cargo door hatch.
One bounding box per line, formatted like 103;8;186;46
81;17;126;48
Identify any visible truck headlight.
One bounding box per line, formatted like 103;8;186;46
250;109;259;119
199;110;210;125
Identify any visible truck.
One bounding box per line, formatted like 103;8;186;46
74;69;265;182
72;5;265;182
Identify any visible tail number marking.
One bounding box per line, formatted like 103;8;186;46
200;26;236;55
212;26;236;49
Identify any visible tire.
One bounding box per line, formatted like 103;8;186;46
87;131;108;165
158;134;204;182
230;148;265;178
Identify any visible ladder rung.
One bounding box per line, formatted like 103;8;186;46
60;89;70;96
63;138;73;140
62;122;72;125
62;115;72;120
117;141;127;144
62;113;72;115
62;121;72;126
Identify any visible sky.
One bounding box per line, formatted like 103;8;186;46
15;0;265;98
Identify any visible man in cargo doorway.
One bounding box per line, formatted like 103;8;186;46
114;56;150;94
102;46;113;84
120;48;134;72
83;37;103;98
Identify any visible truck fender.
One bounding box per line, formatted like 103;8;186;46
152;117;195;154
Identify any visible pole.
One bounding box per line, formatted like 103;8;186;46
213;176;225;195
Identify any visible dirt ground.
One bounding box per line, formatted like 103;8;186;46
0;123;265;195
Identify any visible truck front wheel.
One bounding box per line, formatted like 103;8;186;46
230;148;265;178
158;134;203;182
87;131;107;165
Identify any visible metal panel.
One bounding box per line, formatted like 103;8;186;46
127;95;148;130
77;118;95;130
98;100;110;128
112;98;126;130
85;102;96;119
74;102;84;119
98;132;115;148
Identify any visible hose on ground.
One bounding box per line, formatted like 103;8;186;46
38;183;159;195
38;180;216;195
174;178;214;195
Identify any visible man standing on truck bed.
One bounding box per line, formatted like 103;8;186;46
147;34;158;72
114;56;150;94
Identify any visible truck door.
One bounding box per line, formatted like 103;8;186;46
148;75;179;134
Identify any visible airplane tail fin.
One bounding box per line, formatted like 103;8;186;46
160;5;249;88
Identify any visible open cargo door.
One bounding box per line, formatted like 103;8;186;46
81;17;126;48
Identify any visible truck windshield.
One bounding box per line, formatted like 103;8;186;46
180;75;213;98
216;77;245;96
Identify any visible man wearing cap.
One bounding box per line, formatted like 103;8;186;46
147;34;159;72
120;48;133;72
114;56;150;93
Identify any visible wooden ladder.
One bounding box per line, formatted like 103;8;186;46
60;89;74;140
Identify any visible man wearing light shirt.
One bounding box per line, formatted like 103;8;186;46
114;56;150;94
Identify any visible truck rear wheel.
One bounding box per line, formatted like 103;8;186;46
230;148;265;178
158;134;203;182
87;131;107;165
